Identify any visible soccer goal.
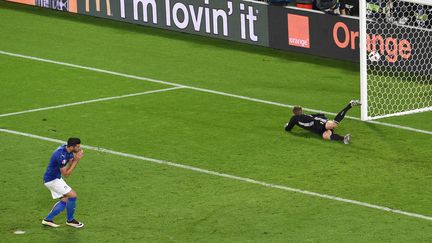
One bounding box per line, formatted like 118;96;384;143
359;0;432;120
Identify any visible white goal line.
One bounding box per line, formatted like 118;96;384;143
0;50;431;135
0;127;431;222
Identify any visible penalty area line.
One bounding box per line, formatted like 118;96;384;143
0;87;183;118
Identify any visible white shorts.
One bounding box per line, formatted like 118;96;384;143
44;178;72;199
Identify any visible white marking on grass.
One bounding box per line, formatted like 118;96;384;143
1;128;431;222
13;230;26;235
0;87;183;118
0;50;431;135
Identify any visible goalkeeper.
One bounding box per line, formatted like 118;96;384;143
284;100;361;144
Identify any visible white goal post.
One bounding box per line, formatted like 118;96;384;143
360;0;432;120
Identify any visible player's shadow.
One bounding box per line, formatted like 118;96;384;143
0;1;358;71
288;131;321;140
42;222;79;241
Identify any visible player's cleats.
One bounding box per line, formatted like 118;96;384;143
349;100;362;107
343;134;352;144
42;219;60;228
66;219;84;228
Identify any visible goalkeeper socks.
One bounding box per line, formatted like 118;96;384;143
330;134;344;141
66;197;77;222
45;200;66;221
334;104;352;123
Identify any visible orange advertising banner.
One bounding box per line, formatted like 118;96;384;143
6;0;34;5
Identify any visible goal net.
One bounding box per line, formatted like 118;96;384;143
360;0;432;120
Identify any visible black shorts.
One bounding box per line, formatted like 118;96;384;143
310;122;327;135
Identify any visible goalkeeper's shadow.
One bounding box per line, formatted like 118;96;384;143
287;131;321;140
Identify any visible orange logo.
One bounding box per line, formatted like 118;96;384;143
288;14;310;48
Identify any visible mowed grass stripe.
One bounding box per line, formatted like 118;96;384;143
0;54;168;114
0;50;431;135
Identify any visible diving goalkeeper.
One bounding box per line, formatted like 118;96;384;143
284;100;361;144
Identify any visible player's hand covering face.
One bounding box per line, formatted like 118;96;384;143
75;149;84;160
72;144;81;153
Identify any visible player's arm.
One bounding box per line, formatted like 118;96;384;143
310;113;325;117
60;161;77;178
284;116;298;132
60;150;84;177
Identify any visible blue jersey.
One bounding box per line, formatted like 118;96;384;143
43;145;74;183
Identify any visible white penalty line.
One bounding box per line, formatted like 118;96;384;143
1;50;431;135
0;127;431;222
0;87;183;118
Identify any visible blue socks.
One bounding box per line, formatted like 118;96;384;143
66;197;77;222
45;201;66;221
45;197;78;222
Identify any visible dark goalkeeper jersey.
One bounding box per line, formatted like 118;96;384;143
284;113;329;135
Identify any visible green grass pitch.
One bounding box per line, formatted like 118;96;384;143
0;1;431;242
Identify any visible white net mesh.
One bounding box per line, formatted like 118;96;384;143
364;0;432;120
